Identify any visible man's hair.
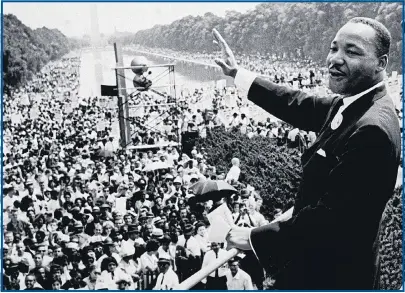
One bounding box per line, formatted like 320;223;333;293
26;274;36;280
146;239;160;252
348;17;391;56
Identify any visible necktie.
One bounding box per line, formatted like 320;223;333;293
331;80;385;130
215;252;219;278
160;274;165;286
184;239;188;249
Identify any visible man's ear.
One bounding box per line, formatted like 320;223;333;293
377;54;388;73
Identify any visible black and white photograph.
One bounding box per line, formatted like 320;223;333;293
2;2;403;291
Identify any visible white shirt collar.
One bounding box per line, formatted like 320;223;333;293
341;80;385;111
231;270;241;280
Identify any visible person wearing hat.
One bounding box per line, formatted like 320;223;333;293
145;211;155;225
99;203;113;222
72;220;91;249
122;224;138;247
189;173;200;186
169;176;183;198
115;272;132;290
225;257;253;290
118;242;141;287
153;217;164;230
96;238;121;270
153;257;179;290
151;228;164;241
177;224;202;281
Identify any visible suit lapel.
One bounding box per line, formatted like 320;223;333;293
301;85;387;168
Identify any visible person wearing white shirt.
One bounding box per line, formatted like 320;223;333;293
96;241;121;270
118;243;141;289
177;234;201;258
3;186;20;211
225;258;254;290
153;258;179;290
194;222;209;254
139;240;159;273
157;235;176;267
225;158;241;183
202;242;228;289
229;112;240;128
176;225;202;282
240;113;249;134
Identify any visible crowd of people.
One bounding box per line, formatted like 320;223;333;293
3;44;402;291
2;53;272;291
129;45;330;91
127;44;402;156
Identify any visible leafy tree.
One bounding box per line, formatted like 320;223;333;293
111;3;402;73
3;14;84;89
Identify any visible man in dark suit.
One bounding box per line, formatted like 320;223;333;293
213;17;401;290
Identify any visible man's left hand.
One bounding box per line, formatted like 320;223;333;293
226;226;254;251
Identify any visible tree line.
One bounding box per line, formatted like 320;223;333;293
3;14;85;89
111;3;402;73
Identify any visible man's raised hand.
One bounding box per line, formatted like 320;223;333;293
212;29;238;78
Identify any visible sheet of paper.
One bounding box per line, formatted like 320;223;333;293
206;203;234;243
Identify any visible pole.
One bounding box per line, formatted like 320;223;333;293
114;42;131;148
174;248;239;290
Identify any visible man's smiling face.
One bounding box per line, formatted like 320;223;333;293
327;22;382;96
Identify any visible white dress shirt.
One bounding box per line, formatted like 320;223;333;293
139;252;158;272
201;249;229;283
153;267;179;290
194;234;209;253
177;235;201;257
225;268;254;290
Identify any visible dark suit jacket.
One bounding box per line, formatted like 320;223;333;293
248;78;401;290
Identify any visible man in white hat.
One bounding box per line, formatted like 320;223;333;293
152;228;164;241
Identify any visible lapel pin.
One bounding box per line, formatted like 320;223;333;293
331;113;343;130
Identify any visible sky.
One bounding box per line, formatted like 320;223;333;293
3;2;258;37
